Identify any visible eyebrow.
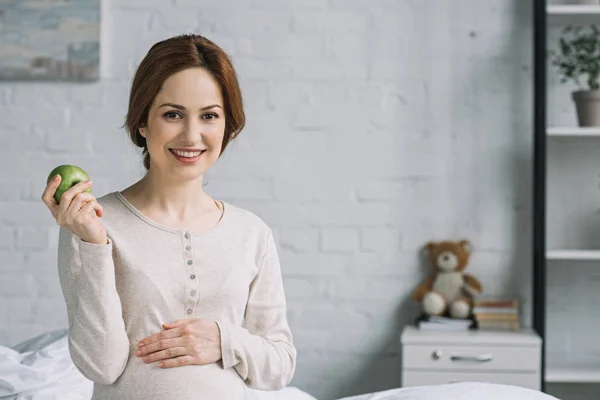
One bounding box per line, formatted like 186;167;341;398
158;103;222;111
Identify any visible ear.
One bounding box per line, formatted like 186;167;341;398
138;122;148;138
459;240;472;254
423;241;436;257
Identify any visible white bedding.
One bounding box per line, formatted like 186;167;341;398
0;329;560;400
336;382;560;400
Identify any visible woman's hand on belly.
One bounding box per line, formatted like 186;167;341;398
135;318;222;369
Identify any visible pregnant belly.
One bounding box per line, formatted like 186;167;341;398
91;350;245;400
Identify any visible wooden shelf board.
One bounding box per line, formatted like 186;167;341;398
547;127;600;137
546;365;600;383
547;250;600;260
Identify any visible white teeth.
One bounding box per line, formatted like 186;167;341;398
172;149;202;157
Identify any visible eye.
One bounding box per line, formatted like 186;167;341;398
163;111;182;119
202;112;219;120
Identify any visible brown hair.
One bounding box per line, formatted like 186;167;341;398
125;34;245;170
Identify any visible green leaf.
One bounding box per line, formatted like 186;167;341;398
551;24;600;90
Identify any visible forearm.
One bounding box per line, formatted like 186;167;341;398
217;319;296;390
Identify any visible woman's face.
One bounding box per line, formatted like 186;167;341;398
140;67;226;181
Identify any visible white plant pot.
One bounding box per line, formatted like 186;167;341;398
572;90;600;127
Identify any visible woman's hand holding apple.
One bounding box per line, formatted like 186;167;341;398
42;175;108;245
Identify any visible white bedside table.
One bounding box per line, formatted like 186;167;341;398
401;325;542;390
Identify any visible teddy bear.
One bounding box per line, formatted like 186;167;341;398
412;239;483;319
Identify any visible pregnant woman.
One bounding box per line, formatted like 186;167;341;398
41;34;296;399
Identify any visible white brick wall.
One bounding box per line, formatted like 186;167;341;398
2;1;590;399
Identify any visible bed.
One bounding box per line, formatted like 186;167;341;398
0;329;561;400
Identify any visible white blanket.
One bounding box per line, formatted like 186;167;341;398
336;383;560;400
0;329;560;400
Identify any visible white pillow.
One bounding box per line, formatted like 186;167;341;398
246;386;318;400
335;382;560;400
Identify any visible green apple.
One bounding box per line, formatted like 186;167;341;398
47;165;91;204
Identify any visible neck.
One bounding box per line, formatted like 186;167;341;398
134;168;214;219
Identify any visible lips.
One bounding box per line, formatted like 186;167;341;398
169;148;206;164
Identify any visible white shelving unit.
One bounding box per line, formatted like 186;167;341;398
543;2;600;387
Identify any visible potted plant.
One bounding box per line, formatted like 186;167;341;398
551;25;600;126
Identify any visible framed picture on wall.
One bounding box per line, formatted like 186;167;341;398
0;0;100;82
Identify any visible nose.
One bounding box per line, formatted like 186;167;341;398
442;254;449;261
181;118;204;145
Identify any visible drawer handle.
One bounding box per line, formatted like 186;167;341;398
450;353;493;362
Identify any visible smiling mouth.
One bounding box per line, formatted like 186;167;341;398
169;149;206;158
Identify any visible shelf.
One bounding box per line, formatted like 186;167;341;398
547;364;600;383
547;250;600;260
548;4;600;14
547;5;600;24
547;126;600;136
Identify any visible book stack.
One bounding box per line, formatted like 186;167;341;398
415;315;477;331
472;299;520;331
